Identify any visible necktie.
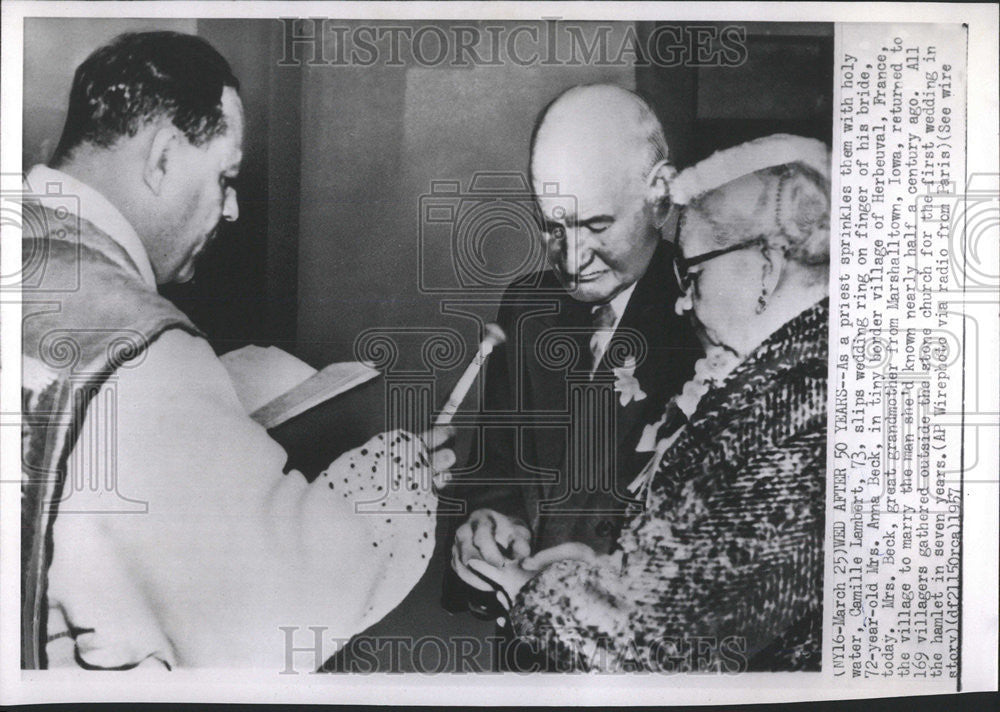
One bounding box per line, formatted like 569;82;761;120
589;302;617;374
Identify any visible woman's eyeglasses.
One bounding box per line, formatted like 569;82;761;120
673;235;769;292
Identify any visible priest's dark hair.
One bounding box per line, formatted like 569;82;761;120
50;31;240;166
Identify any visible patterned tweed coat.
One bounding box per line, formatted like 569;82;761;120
510;300;828;672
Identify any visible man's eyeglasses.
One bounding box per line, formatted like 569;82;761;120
672;235;768;292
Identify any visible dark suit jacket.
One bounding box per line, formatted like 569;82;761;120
455;241;703;554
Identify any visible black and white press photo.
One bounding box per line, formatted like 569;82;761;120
0;1;996;706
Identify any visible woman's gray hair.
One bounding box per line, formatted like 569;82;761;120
672;134;831;269
686;159;831;268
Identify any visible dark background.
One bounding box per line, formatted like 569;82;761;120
23;17;832;671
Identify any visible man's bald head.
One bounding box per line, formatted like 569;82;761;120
529;84;669;185
528;84;674;303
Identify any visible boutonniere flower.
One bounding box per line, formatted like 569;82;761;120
612;356;646;407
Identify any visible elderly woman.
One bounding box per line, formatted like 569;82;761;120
468;134;831;672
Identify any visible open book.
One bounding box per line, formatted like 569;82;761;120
220;345;380;429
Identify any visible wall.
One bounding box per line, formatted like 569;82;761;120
294;21;636;373
164;20;301;352
636;21;833;168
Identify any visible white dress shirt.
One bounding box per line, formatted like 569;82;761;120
589;282;636;374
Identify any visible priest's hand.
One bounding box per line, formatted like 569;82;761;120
418;425;455;490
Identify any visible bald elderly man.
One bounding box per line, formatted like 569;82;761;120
449;85;702;620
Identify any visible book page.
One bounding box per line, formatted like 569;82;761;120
219;344;317;414
250;360;380;429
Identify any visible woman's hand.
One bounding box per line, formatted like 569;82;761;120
465;541;599;610
465;558;534;610
521;542;598;570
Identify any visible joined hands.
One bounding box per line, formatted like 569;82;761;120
451;509;598;610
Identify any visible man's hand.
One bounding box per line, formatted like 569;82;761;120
451;509;531;591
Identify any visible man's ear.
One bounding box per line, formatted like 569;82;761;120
645;160;676;228
142;126;179;196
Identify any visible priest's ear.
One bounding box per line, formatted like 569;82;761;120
142;124;182;196
645;159;676;228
